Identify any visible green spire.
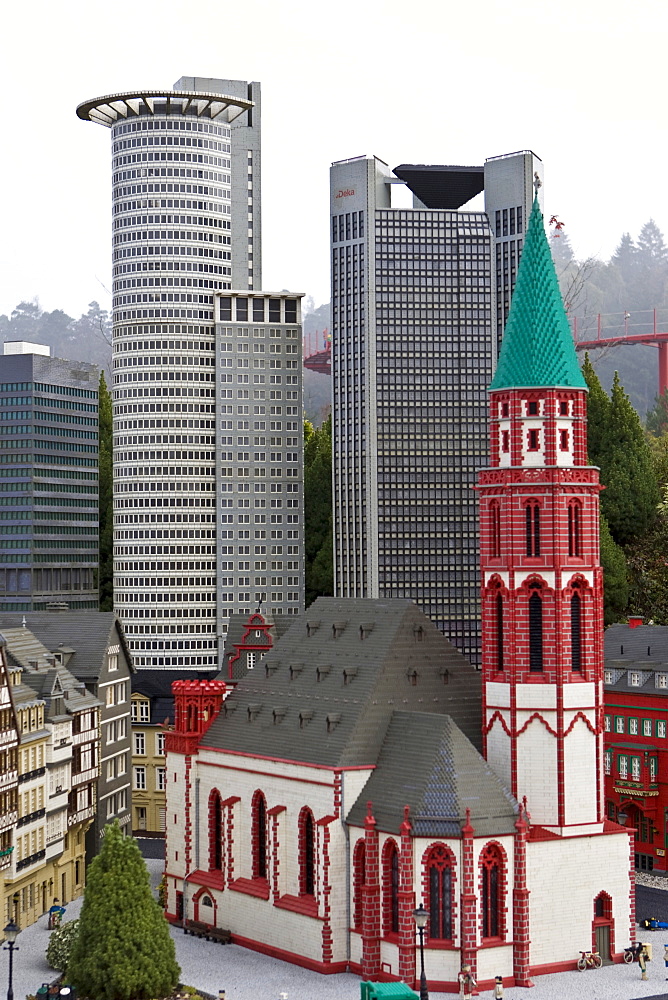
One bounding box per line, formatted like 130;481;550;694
489;197;586;391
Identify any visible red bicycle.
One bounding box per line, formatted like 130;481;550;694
577;950;602;971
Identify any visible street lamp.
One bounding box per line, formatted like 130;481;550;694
413;903;429;1000
3;920;20;1000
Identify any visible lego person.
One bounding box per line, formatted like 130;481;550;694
458;964;476;998
639;943;649;981
664;943;668;979
493;975;504;998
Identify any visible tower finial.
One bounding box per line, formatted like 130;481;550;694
533;171;542;197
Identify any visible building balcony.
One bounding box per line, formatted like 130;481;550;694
67;804;95;827
72;766;99;787
18;766;46;784
72;728;98;747
17;807;46;828
613;777;660;798
0;770;18;792
0;731;19;751
0;810;17;833
15;848;46;872
0;847;14;872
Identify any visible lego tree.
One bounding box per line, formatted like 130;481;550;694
67;821;180;1000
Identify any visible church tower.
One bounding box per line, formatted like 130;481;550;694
478;191;604;834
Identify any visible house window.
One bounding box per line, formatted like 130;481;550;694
480;843;505;940
604;670;613;685
425;844;455;941
133;766;146;790
209;791;223;872
604;751;611;775
353;839;366;931
133;732;145;756
631;757;641;781
252;790;267;880
628;718;638;735
529;584;543;672
658;674;668;689
525;503;540;556
658;720;667;738
568;502;581;557
643;720;653;737
298;807;315;896
604;715;611;732
650;757;658;780
629;672;640;687
156;732;166;756
382;839;400;935
619;756;628;778
156;768;166;791
131;701;150;723
615;717;624;734
571;591;582;671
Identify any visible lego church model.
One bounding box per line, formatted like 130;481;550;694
163;197;634;992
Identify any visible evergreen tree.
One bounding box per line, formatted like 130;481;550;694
98;372;113;611
646;388;668;436
600;372;660;544
304;415;333;605
581;353;610;464
67;821;180;1000
599;513;629;624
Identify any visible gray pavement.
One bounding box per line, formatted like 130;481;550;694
5;857;668;1000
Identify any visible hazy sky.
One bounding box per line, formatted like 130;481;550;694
1;0;666;321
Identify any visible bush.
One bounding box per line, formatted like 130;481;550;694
46;919;80;972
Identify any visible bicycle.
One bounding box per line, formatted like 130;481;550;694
624;943;639;963
577;950;603;971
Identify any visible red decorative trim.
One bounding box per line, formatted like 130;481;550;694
230;931;344;972
229;877;270;899
483;708;597;739
275;893;320;917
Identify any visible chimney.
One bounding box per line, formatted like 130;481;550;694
628;617;644;629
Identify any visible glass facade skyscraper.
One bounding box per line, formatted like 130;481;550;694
0;345;99;612
330;152;542;664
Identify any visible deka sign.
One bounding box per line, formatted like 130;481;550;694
335;189;355;198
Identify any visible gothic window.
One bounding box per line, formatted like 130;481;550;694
527;428;540;450
525;502;540;556
501;430;510;453
298;807;315;896
251;789;267;879
571;590;582;671
568;501;581;557
208;790;223;872
529;582;543;672
382;839;399;935
490;501;501;557
353;838;366;930
559;429;569;451
480;843;505;940
424;844;455;941
495;591;504;672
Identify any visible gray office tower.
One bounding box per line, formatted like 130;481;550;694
0;343;99;612
330;151;542;664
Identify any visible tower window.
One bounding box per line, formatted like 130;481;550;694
559;429;569;451
571;591;582;671
425;845;455;941
529;584;543;672
490;502;501;558
496;592;504;672
560;400;569;415
502;402;509;417
501;430;510;453
525;502;540;557
528;401;538;415
568;502;581;557
527;428;539;450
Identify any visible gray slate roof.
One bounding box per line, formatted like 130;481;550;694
132;669;213;726
604;624;668;695
1;627;100;716
0;612;132;681
220;611;288;681
201;597;482;768
346;711;518;837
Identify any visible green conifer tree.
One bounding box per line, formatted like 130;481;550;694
599;513;629;624
67;821;180;1000
98;372;113;611
581;353;610;464
304;415;333;604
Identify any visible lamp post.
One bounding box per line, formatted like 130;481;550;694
413;903;429;1000
3;920;20;1000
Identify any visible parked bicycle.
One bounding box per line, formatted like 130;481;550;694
577;950;603;971
624;943;640;963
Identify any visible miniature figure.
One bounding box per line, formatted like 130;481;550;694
493;975;504;998
47;898;66;930
639;943;649;981
458;964;477;998
664;943;668;979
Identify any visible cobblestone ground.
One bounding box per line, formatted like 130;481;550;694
8;857;668;1000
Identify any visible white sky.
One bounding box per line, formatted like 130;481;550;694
1;0;666;320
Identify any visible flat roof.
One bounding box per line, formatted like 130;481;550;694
393;164;485;210
76;90;253;128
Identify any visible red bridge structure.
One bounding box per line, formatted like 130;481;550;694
573;308;668;399
303;329;331;375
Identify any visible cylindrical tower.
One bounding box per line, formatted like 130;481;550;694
77;86;256;670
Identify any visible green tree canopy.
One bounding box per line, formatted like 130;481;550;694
304;415;333;605
599;513;629;625
581;353;610;464
67;821;180;1000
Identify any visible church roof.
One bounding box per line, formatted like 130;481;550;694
347;711;518;837
490;197;587;392
200;598;483;767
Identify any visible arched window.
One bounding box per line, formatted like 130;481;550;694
251;790;267;879
353;838;366;930
490;501;501;558
480;843;505;940
571;589;582;672
208;790;223;872
529;582;543;672
496;592;504;672
568;501;581;557
424;844;455;941
298;807;315;896
525;502;540;556
382;839;399;935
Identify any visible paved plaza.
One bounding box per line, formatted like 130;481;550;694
5;856;668;1000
